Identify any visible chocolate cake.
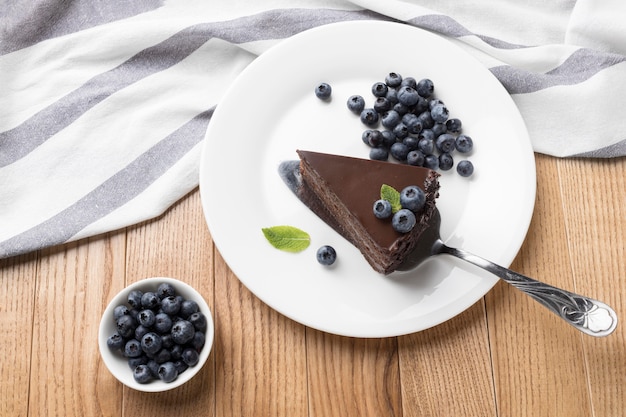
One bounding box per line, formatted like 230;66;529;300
295;150;440;274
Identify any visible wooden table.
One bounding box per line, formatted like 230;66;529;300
1;154;624;417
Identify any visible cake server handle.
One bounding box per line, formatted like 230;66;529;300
434;240;618;337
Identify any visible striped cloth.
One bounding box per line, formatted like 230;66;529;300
1;0;625;259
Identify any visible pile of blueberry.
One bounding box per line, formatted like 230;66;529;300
106;282;207;384
319;73;474;177
373;185;425;233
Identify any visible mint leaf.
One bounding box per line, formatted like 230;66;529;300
262;226;311;253
381;184;402;213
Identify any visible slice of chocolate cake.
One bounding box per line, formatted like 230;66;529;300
295;150;440;274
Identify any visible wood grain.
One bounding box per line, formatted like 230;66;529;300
306;330;402;417
398;300;496;417
557;157;626;417
0;253;38;417
2;155;625;417
214;251;309;417
487;154;592;417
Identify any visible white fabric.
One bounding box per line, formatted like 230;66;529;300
1;0;625;258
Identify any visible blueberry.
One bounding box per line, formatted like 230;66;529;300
430;103;449;123
381;110;401;129
400;186;426;212
424;154;440;170
373;199;393;219
402;113;423;134
113;305;130;320
393;102;410;116
138;309;156;327
135;324;150;341
390;142;409;162
147;360;160;378
360;108;379;126
154;313;173;334
407;150;425;166
439;153;454;171
373;97;392;113
455;134;473;153
161;296;181;315
314;82;332;100
400;76;417;89
414;96;429;114
429;98;445;110
403;136;419;151
436;133;456;153
385;88;399;104
369;147;388;161
419;128;436;142
128;308;139;321
362;129;383;147
180;300;199;318
116;314;137;339
153;348;172;364
380;130;397;148
173;360;189;375
171;320;195;345
416;78;434;98
457;160;474;177
161;333;174;349
432;122;447;137
189;312;208;332
127;355;149;370
397;86;419;106
107;333;125;351
446;118;462;133
385;72;403;87
316;245;337;266
124;339;143;358
170;343;184;361
417;111;434;129
141;291;160;310
156;282;176;299
133;364;153;384
141;332;163;355
392;122;409;139
392;209;417;233
157;362;178;383
347;95;365;114
127;290;143;309
371;82;388;97
418;137;435;155
192;332;206;351
182;348;200;367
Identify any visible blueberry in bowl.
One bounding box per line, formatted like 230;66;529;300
98;277;214;392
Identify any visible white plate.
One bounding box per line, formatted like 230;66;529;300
200;21;535;337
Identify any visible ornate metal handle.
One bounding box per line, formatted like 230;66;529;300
439;242;618;337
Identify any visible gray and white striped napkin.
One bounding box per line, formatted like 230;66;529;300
2;0;625;258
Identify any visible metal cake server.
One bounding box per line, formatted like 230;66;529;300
400;210;617;337
279;160;617;337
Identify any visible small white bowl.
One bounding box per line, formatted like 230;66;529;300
98;277;214;392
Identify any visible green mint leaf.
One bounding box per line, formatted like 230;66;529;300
262;225;311;253
381;184;402;213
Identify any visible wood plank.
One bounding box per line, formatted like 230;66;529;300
0;252;39;417
213;250;309;417
306;330;402;417
486;154;592;417
557;158;626;417
122;189;216;415
28;232;126;417
398;300;496;417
